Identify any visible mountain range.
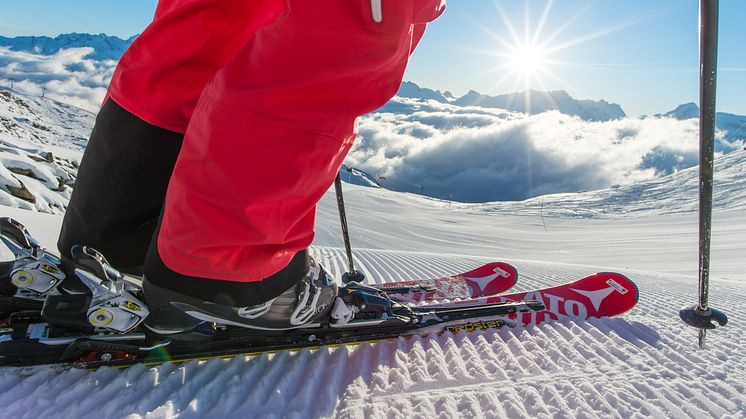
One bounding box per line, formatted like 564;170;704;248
395;81;745;140
397;82;626;122
0;33;136;61
661;102;746;143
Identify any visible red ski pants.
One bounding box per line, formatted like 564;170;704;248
106;0;445;282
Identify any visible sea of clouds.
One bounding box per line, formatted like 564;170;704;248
0;46;112;111
1;46;742;203
352;98;740;202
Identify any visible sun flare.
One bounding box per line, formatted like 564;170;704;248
509;43;547;74
465;0;655;97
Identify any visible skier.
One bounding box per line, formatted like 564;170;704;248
55;1;446;336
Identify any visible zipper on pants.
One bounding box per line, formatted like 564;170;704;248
371;0;383;23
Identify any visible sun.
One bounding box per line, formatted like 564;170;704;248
465;1;566;92
509;42;548;74
466;0;656;95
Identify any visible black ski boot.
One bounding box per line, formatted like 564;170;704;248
142;256;339;336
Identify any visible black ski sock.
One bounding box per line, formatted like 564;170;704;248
58;98;184;273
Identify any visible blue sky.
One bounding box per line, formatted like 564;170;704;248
1;0;744;116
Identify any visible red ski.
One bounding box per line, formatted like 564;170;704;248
377;262;518;302
426;272;638;327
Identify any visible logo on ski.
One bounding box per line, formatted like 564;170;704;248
378;262;517;303
464;265;511;293
446;319;505;333
41;264;59;274
123;301;142;312
525;291;592;320
486;272;638;327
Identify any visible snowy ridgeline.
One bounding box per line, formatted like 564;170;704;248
398;81;627;122
340;164;381;188
0;33;135;61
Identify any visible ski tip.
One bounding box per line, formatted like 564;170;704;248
461;262;518;297
464;262;518;278
590;271;640;316
596;271;640;303
500;270;640;320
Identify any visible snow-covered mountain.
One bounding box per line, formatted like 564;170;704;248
454;89;627;122
0;89;92;150
663;102;700;120
396;82;626;122
662;102;746;146
397;81;456;103
340;164;381;188
0;33;135;61
2;82;742;210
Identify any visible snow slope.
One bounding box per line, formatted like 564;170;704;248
0;88;89;213
466;148;746;217
0;168;743;417
339;164;381;188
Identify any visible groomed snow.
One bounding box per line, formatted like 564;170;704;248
0;176;744;417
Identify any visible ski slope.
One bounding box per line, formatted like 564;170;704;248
0;172;744;417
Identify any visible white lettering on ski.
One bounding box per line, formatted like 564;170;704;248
525;291;589;321
504;282;619;325
564;299;587;318
544;292;564;313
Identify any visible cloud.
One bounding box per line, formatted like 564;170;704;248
0;46;113;111
349;98;738;202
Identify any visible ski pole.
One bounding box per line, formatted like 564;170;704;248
334;172;365;283
679;0;727;348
